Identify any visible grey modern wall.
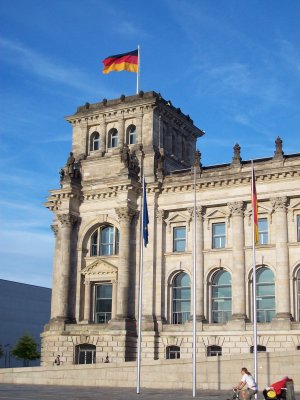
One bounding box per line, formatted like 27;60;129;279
0;279;51;368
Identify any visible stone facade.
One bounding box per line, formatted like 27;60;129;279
42;91;300;367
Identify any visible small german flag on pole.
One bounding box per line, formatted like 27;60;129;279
102;49;138;74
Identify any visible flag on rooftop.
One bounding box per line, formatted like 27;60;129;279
102;49;138;74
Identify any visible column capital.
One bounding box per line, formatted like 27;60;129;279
155;209;165;222
51;224;59;237
228;201;244;216
57;213;78;227
115;206;135;223
187;206;205;220
271;196;288;212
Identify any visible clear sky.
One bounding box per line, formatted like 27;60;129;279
1;0;299;288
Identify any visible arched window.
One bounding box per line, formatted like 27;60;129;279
172;272;191;324
256;267;275;322
297;269;300;321
250;345;266;353
127;124;136;145
207;345;222;357
90;131;100;151
211;270;232;323
90;225;119;256
108;128;118;148
75;344;96;364
166;345;180;359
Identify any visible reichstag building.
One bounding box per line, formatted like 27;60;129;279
42;91;300;366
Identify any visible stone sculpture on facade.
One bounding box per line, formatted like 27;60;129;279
274;136;284;159
232;143;242;165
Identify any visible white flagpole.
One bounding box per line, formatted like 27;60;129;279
192;165;197;398
251;160;258;396
136;176;144;394
136;45;140;94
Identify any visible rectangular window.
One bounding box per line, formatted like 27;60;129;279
258;218;268;245
173;226;186;252
95;284;112;323
212;223;225;249
297;216;300;242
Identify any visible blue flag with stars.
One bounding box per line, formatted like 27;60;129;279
143;179;149;247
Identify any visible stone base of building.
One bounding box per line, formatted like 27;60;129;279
41;321;300;367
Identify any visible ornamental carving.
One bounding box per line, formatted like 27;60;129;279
228;201;244;216
51;224;59;237
155;209;165;221
115;207;135;223
271;197;288;212
82;259;117;283
187;206;204;220
57;213;78;227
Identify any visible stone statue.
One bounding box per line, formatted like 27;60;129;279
128;150;140;177
66;152;75;175
194;150;202;168
274;136;284;158
120;144;130;168
232;143;241;164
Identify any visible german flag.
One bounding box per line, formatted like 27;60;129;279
102;49;138;74
251;162;259;244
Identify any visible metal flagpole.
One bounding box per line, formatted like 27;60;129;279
251;160;258;396
136;45;140;94
192;165;197;398
136;176;144;394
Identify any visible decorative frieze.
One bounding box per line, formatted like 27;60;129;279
51;224;59;237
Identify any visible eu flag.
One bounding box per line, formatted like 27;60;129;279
143;179;149;247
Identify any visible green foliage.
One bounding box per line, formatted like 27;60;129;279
0;345;3;358
12;334;40;367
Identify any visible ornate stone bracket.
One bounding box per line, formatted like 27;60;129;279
51;224;59;237
115;206;136;223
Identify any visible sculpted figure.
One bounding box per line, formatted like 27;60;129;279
66;152;75;175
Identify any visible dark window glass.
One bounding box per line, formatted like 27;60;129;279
212;223;225;249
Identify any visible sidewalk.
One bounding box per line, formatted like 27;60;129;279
2;384;299;400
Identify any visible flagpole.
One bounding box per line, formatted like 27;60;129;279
136;45;140;94
192;165;197;398
136;176;144;394
251;160;258;396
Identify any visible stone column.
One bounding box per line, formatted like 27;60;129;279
50;224;59;320
99;119;107;153
83;279;91;322
55;213;77;320
155;209;164;322
136;112;143;144
228;201;246;320
118;114;125;147
115;207;133;319
271;197;291;319
196;207;205;320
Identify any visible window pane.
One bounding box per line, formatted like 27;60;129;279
212;223;225;249
258;218;268;244
173;227;186;252
298;216;300;242
172;272;190;324
212;271;232;323
255;267;275;322
95;284;112;323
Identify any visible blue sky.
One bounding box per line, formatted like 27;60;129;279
1;0;300;288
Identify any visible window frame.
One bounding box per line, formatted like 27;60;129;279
258;218;268;245
212;222;226;249
166;345;180;359
211;270;232;324
127;124;136;145
108;128;118;148
75;344;96;364
296;268;300;322
90;131;100;151
172;272;191;324
207;345;222;357
173;226;186;252
255;266;275;323
94;283;112;324
90;225;119;257
297;215;300;242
